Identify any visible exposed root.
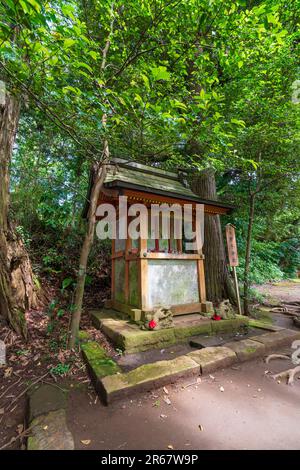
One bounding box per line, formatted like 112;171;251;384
272;366;300;386
265;354;290;364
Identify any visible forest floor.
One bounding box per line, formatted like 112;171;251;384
0;280;299;450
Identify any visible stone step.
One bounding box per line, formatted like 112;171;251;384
89;308;249;354
83;328;300;405
100;355;200;404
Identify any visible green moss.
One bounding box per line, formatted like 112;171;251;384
77;330;91;343
251;309;273;324
102;356;198;393
174;322;212;340
33;274;41;290
124;356;196;385
81;341;120;378
124;328;176;351
211;317;249;334
248;319;275;331
27;435;39;450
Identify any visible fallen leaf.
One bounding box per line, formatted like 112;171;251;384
163;396;171;405
4;368;13;378
163;386;169;395
219;386;224;392
17;424;24;434
81;440;91;445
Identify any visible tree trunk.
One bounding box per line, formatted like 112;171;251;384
191;168;236;305
68;163;107;349
0;88;37;337
244;192;255;315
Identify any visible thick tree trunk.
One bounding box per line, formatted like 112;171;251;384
244;193;255;315
191;168;236;305
0;89;37;337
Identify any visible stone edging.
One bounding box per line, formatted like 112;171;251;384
82;328;300;405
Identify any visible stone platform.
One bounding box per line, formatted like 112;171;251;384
82;325;300;404
89;308;249;354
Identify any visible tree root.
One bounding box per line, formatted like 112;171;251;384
265;354;290;364
272;366;300;385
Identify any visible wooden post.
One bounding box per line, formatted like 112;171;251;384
197;258;206;303
111;239;115;300
226;224;242;315
139;237;148;310
124;234;131;304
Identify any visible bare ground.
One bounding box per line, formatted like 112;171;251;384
65;281;300;451
67;351;300;450
255;279;300;304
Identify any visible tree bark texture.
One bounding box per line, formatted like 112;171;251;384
0;89;37;337
191;168;236;305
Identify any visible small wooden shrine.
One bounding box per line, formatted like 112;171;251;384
86;159;233;322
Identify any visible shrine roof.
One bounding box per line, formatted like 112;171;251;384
82;158;234;217
103;158;234;210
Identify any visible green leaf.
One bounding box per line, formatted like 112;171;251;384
230;118;246;128
64;38;76;49
77;62;93;73
151;66;171;82
62;277;74;290
62;86;81;96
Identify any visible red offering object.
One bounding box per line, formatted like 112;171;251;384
212;314;221;321
149;319;157;329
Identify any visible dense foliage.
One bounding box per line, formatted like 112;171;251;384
1;0;299;296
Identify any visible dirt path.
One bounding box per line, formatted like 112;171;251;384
67;350;300;450
255;280;300;304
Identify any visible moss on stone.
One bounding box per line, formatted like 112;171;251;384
100;355;199;399
124;328;177;352
100;315;250;353
211;316;249;334
224;339;265;361
81;341;120;378
174;322;212;340
187;346;236;373
77;330;91;343
248;319;278;331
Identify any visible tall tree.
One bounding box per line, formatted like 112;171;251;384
191;168;236;304
0;85;37;336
